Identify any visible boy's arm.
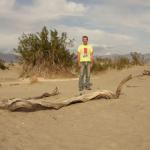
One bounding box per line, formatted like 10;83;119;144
90;47;94;68
90;52;94;68
77;46;81;67
77;52;81;67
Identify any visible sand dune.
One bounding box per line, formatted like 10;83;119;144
0;65;150;150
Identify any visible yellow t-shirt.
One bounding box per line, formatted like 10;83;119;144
77;44;93;62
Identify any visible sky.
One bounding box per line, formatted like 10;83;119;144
0;0;150;55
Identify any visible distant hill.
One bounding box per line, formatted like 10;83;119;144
0;52;18;62
143;53;150;59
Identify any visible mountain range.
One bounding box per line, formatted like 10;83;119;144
0;52;18;62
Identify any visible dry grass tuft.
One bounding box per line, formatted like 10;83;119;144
30;76;39;84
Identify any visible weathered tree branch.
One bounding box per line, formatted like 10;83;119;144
25;87;59;100
143;70;150;76
0;74;133;111
115;74;132;98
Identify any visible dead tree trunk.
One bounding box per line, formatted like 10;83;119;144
0;75;133;111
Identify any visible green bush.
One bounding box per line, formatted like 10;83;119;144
14;26;75;77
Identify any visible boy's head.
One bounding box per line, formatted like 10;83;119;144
82;36;88;45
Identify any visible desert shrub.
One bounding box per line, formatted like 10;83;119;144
93;56;131;72
14;26;75;77
113;56;130;70
93;57;112;72
130;52;144;65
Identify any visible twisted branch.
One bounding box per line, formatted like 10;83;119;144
0;74;133;111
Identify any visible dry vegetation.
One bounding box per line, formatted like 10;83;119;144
30;75;39;84
14;26;75;78
0;59;9;70
92;52;145;72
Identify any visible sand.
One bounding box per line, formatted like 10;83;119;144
0;65;150;150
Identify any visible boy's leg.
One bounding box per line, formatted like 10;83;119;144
79;62;85;91
85;62;91;90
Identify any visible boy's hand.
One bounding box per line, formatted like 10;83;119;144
90;63;93;69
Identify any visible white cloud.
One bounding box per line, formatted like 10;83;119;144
57;25;135;51
0;0;87;51
0;0;15;13
81;0;150;53
87;0;150;32
31;0;86;20
126;0;150;6
0;0;87;23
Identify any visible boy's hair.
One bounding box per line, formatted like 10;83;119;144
82;36;88;40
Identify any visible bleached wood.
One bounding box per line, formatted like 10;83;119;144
0;74;136;111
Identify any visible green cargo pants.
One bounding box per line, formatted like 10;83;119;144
79;62;91;91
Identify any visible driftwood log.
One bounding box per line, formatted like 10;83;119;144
143;70;150;76
0;75;132;111
24;87;59;100
1;69;149;112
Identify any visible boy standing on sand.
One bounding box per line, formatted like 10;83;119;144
77;36;94;91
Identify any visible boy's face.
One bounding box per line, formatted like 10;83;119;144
82;37;88;45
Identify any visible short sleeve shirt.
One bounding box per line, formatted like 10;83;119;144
77;44;93;62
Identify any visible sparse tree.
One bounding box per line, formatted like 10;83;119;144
130;52;144;65
14;26;75;77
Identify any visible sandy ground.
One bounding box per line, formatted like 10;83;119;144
0;65;150;150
